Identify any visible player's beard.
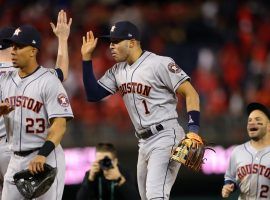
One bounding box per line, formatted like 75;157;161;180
250;135;261;141
248;126;267;141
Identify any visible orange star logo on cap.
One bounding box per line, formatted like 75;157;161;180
110;25;116;32
13;28;21;36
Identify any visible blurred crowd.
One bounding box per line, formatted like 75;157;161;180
1;0;270;146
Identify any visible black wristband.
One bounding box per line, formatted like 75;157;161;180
38;140;55;157
187;110;200;133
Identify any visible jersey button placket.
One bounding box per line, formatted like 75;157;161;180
129;70;134;111
14;82;23;149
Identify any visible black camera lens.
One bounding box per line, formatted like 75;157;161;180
99;156;113;170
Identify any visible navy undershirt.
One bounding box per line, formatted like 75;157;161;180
82;60;111;101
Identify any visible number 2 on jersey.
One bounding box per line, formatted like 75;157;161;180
260;185;269;198
26;118;45;134
142;99;150;114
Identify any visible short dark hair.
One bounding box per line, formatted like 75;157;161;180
96;143;117;157
247;102;270;120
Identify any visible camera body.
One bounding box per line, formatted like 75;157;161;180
99;156;113;170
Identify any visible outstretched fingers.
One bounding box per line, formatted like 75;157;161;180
87;31;90;42
50;22;55;32
59;10;65;24
63;10;67;24
82;36;86;44
83;31;95;43
68;17;72;27
81;31;98;59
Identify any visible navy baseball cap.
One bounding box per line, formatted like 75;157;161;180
247;102;270;120
4;25;41;49
0;27;16;50
101;21;140;41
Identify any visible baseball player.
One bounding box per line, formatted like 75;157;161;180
81;21;201;200
0;24;74;200
0;27;16;200
0;10;72;200
222;102;270;200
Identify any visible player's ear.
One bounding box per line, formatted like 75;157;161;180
128;39;135;48
30;47;38;57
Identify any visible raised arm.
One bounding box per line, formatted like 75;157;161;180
81;31;110;101
81;31;98;61
50;9;72;81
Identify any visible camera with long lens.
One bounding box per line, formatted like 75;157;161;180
99;156;113;170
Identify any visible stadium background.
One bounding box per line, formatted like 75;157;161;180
1;0;270;199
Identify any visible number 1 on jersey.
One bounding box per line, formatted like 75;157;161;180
142;99;150;114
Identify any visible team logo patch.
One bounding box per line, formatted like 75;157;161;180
48;68;56;75
168;62;181;73
57;93;69;107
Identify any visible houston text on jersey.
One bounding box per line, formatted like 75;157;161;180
118;82;151;97
237;164;270;180
4;96;43;113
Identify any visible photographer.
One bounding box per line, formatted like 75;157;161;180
76;143;140;200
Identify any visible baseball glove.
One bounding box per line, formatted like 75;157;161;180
171;133;210;171
13;163;57;199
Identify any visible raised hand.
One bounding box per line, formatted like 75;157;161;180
81;31;98;61
50;9;72;40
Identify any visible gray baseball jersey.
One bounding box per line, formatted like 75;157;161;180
0;64;60;139
0;66;73;200
224;142;270;200
0;62;17;200
98;51;189;132
98;51;189;199
0;62;15;138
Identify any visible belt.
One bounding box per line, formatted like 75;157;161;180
14;148;41;157
136;124;164;139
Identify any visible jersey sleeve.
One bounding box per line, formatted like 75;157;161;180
0;77;3;101
43;75;73;121
156;57;190;93
47;68;64;82
97;64;118;94
224;147;238;184
0;72;10;101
